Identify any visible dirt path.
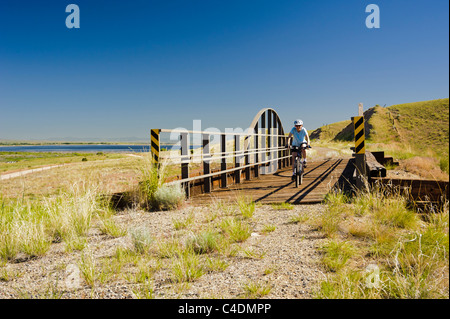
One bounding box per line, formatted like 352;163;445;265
0;164;68;181
0;154;142;181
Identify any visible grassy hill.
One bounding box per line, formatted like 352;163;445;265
310;98;449;174
309;120;351;141
382;99;449;154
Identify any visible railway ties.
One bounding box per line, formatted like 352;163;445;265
188;158;351;205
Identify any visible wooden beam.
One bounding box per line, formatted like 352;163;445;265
371;177;449;203
365;151;386;178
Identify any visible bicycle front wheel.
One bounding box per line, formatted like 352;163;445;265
299;165;303;185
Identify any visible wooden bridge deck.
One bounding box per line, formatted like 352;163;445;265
188;158;352;205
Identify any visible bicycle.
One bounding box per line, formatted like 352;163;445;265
289;143;311;187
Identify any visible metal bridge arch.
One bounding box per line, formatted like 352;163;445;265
249;108;286;137
245;108;288;177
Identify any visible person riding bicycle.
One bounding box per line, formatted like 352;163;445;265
286;119;310;180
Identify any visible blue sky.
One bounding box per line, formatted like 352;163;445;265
0;0;448;140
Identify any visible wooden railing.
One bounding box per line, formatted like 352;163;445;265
155;128;291;198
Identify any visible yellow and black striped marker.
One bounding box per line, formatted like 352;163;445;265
151;129;160;164
353;116;365;154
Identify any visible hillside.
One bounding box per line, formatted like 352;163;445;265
309;120;351;141
310;98;449;156
385;99;449;155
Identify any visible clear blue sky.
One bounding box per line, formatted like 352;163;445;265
0;0;448;140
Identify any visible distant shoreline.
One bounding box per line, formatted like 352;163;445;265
0;143;204;153
0;142;146;146
0;141;177;147
0;144;151;153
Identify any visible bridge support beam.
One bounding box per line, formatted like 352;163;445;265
354;153;367;190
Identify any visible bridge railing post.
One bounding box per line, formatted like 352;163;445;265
234;135;241;184
260;113;266;175
273;112;278;172
277;120;282;169
221;134;227;188
288;136;291;166
267;110;272;173
180;132;190;198
202;133;211;193
254;124;259;178
272;127;278;172
244;135;250;181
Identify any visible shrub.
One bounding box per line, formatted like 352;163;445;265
0;183;100;261
261;224;276;233
156;237;183;259
136;155;167;210
237;195;255;219
78;249;97;287
98;217;127;238
318;205;343;238
185;230;222;254
289;212;309;224
219;217;251;243
241;280;272;298
0;226;19;261
152;184;185;211
373;198;418;229
172;212;194;230
171;250;204;283
129;226;153;254
17;220;51;257
320;240;357;272
135;156;185;211
204;257;229;272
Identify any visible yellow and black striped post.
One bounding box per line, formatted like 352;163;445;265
352;116;367;190
353;116;365;154
151;129;160;165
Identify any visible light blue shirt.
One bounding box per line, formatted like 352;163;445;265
290;127;308;146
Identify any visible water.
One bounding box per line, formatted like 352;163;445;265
0;144;151;153
0;144;200;153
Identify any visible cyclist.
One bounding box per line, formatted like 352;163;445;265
286;119;310;180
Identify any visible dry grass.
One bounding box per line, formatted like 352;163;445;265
314;183;449;299
401;156;449;181
1;140;448;299
0;156;142;199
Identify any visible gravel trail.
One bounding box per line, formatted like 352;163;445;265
0;203;329;299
